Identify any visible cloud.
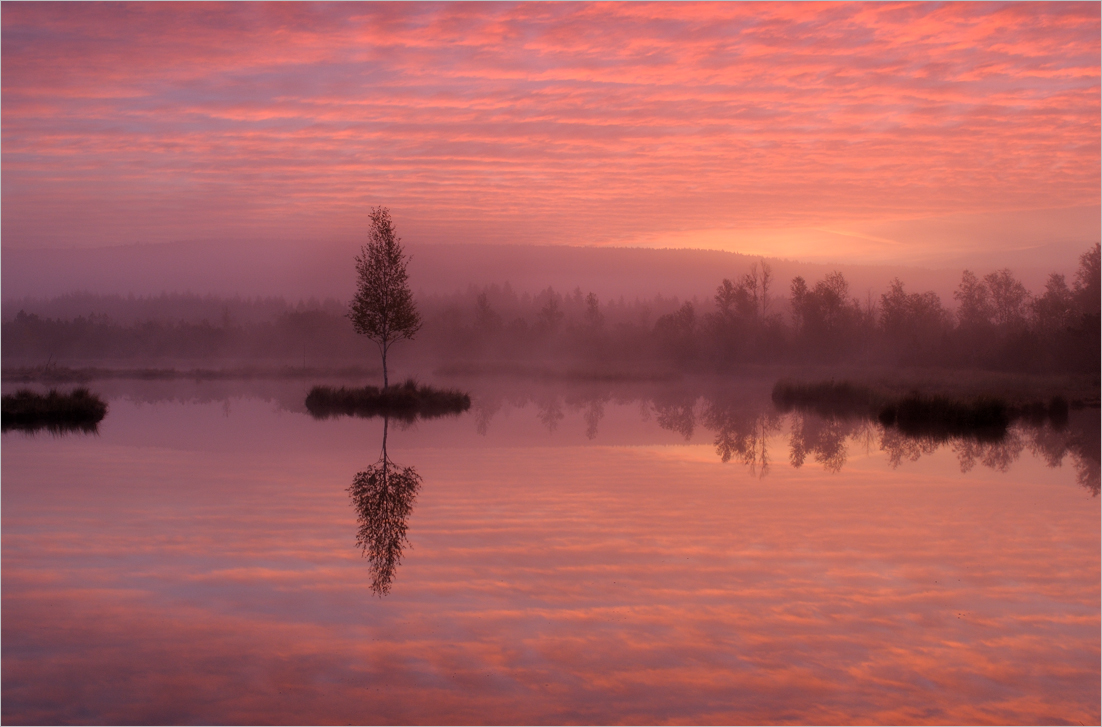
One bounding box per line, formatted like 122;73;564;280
2;2;1098;263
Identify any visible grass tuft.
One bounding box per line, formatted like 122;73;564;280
774;379;1072;440
2;388;108;433
305;379;471;421
877;393;1009;441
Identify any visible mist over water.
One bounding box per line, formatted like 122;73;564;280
4;2;1100;723
3;243;1098;724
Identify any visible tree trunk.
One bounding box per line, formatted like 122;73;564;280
382;343;389;389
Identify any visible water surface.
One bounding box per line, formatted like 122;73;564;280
3;378;1098;725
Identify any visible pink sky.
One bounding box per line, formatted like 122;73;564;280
2;2;1099;265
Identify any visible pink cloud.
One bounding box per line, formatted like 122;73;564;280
1;2;1098;258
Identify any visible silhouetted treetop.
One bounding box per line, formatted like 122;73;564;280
349;207;422;388
1073;242;1100;317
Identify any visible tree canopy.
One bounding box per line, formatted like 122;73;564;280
349;207;422;387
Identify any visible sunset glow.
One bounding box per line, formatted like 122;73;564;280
3;2;1099;262
2;7;1100;725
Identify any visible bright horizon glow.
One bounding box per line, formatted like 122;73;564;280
613;204;1101;267
2;2;1099;267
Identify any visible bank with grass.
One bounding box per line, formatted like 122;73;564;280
306;379;471;421
772;378;1072;440
2;388;108;433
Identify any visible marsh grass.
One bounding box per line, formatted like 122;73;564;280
877;394;1010;441
773;379;1073;440
306;379;471;421
2;388;108;433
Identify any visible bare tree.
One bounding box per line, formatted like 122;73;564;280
584;291;603;328
760;260;773;317
1073;242;1100;316
984;269;1030;327
349;207;422;388
743;262;760;317
953;270;992;328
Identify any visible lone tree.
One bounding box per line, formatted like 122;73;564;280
349;207;422;388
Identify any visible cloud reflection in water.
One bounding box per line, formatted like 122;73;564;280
1;387;1098;724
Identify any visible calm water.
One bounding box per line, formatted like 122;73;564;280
3;378;1099;725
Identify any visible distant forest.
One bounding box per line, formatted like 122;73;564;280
4;244;1099;376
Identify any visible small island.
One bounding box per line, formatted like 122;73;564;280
306;379;470;421
306;207;471;421
2;388;108;433
772;379;1071;440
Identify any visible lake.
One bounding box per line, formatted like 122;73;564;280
3;377;1098;725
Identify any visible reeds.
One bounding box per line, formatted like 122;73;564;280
306;379;471;421
773;379;1071;440
1;388;108;433
877;394;1009;441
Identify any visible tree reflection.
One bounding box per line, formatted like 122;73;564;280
349;415;422;596
1074;456;1100;497
473;393;503;436
562;388;613;440
950;429;1025;473
878;426;940;468
432;379;1099;496
877;415;1099;494
583;398;605;440
772;390;1099;494
701;395;781;476
653;392;696;441
786;413;875;473
1024;413;1100;496
536;393;565;433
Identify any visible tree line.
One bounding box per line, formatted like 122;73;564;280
4;243;1098;376
422;243;1099;375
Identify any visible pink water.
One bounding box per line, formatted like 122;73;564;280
3;383;1098;724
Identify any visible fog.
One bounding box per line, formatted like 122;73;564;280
4;245;1098;381
2;239;1082;304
